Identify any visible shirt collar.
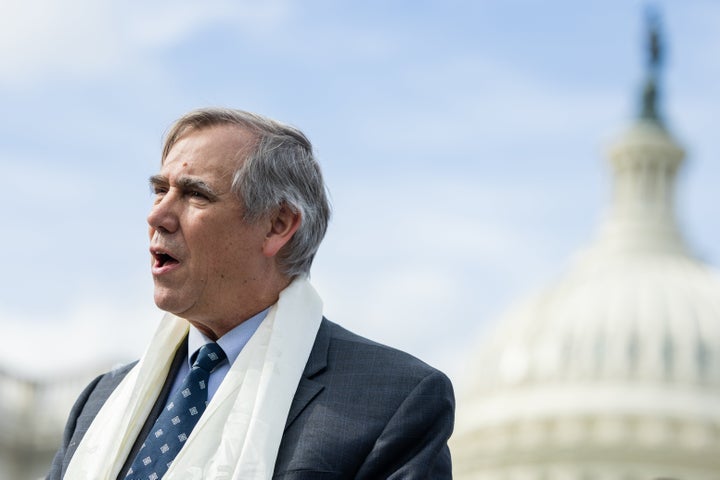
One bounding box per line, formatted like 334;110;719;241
187;308;269;368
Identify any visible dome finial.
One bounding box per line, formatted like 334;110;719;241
639;6;664;124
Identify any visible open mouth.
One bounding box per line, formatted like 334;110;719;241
152;250;180;268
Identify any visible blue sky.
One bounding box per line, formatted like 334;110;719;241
1;0;718;383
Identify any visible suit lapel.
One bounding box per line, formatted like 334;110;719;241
115;336;188;479
283;318;330;430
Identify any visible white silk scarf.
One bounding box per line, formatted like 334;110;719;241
64;277;323;480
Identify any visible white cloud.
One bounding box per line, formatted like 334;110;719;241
0;298;159;379
311;176;581;380
0;0;123;86
357;56;625;156
0;0;292;88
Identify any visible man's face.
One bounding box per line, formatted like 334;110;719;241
147;125;270;329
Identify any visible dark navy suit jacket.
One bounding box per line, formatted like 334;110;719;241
47;319;455;479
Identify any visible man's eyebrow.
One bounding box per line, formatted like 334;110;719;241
179;177;220;198
149;174;220;200
149;175;168;187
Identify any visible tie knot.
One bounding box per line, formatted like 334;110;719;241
192;342;226;373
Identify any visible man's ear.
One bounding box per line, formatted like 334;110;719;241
262;205;301;258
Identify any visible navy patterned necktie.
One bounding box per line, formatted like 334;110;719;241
125;342;227;480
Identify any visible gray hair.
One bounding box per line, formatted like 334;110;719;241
162;107;331;278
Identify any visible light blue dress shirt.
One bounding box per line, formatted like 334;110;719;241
165;308;268;405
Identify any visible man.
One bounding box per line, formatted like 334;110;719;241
48;108;454;479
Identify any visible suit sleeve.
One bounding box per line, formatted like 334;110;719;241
354;369;455;479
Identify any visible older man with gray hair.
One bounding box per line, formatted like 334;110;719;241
48;107;455;480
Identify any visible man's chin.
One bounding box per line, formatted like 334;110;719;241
153;291;189;316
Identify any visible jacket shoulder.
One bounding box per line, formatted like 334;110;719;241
47;361;137;479
276;319;455;478
318;318;447;380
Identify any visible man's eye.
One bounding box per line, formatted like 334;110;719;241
152;187;168;196
188;190;208;200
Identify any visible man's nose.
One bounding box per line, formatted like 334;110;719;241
147;193;180;234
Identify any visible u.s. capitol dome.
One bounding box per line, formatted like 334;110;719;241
452;17;720;480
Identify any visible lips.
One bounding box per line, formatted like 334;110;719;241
151;247;181;274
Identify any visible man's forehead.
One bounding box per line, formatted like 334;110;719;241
160;130;252;178
164;124;257;162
